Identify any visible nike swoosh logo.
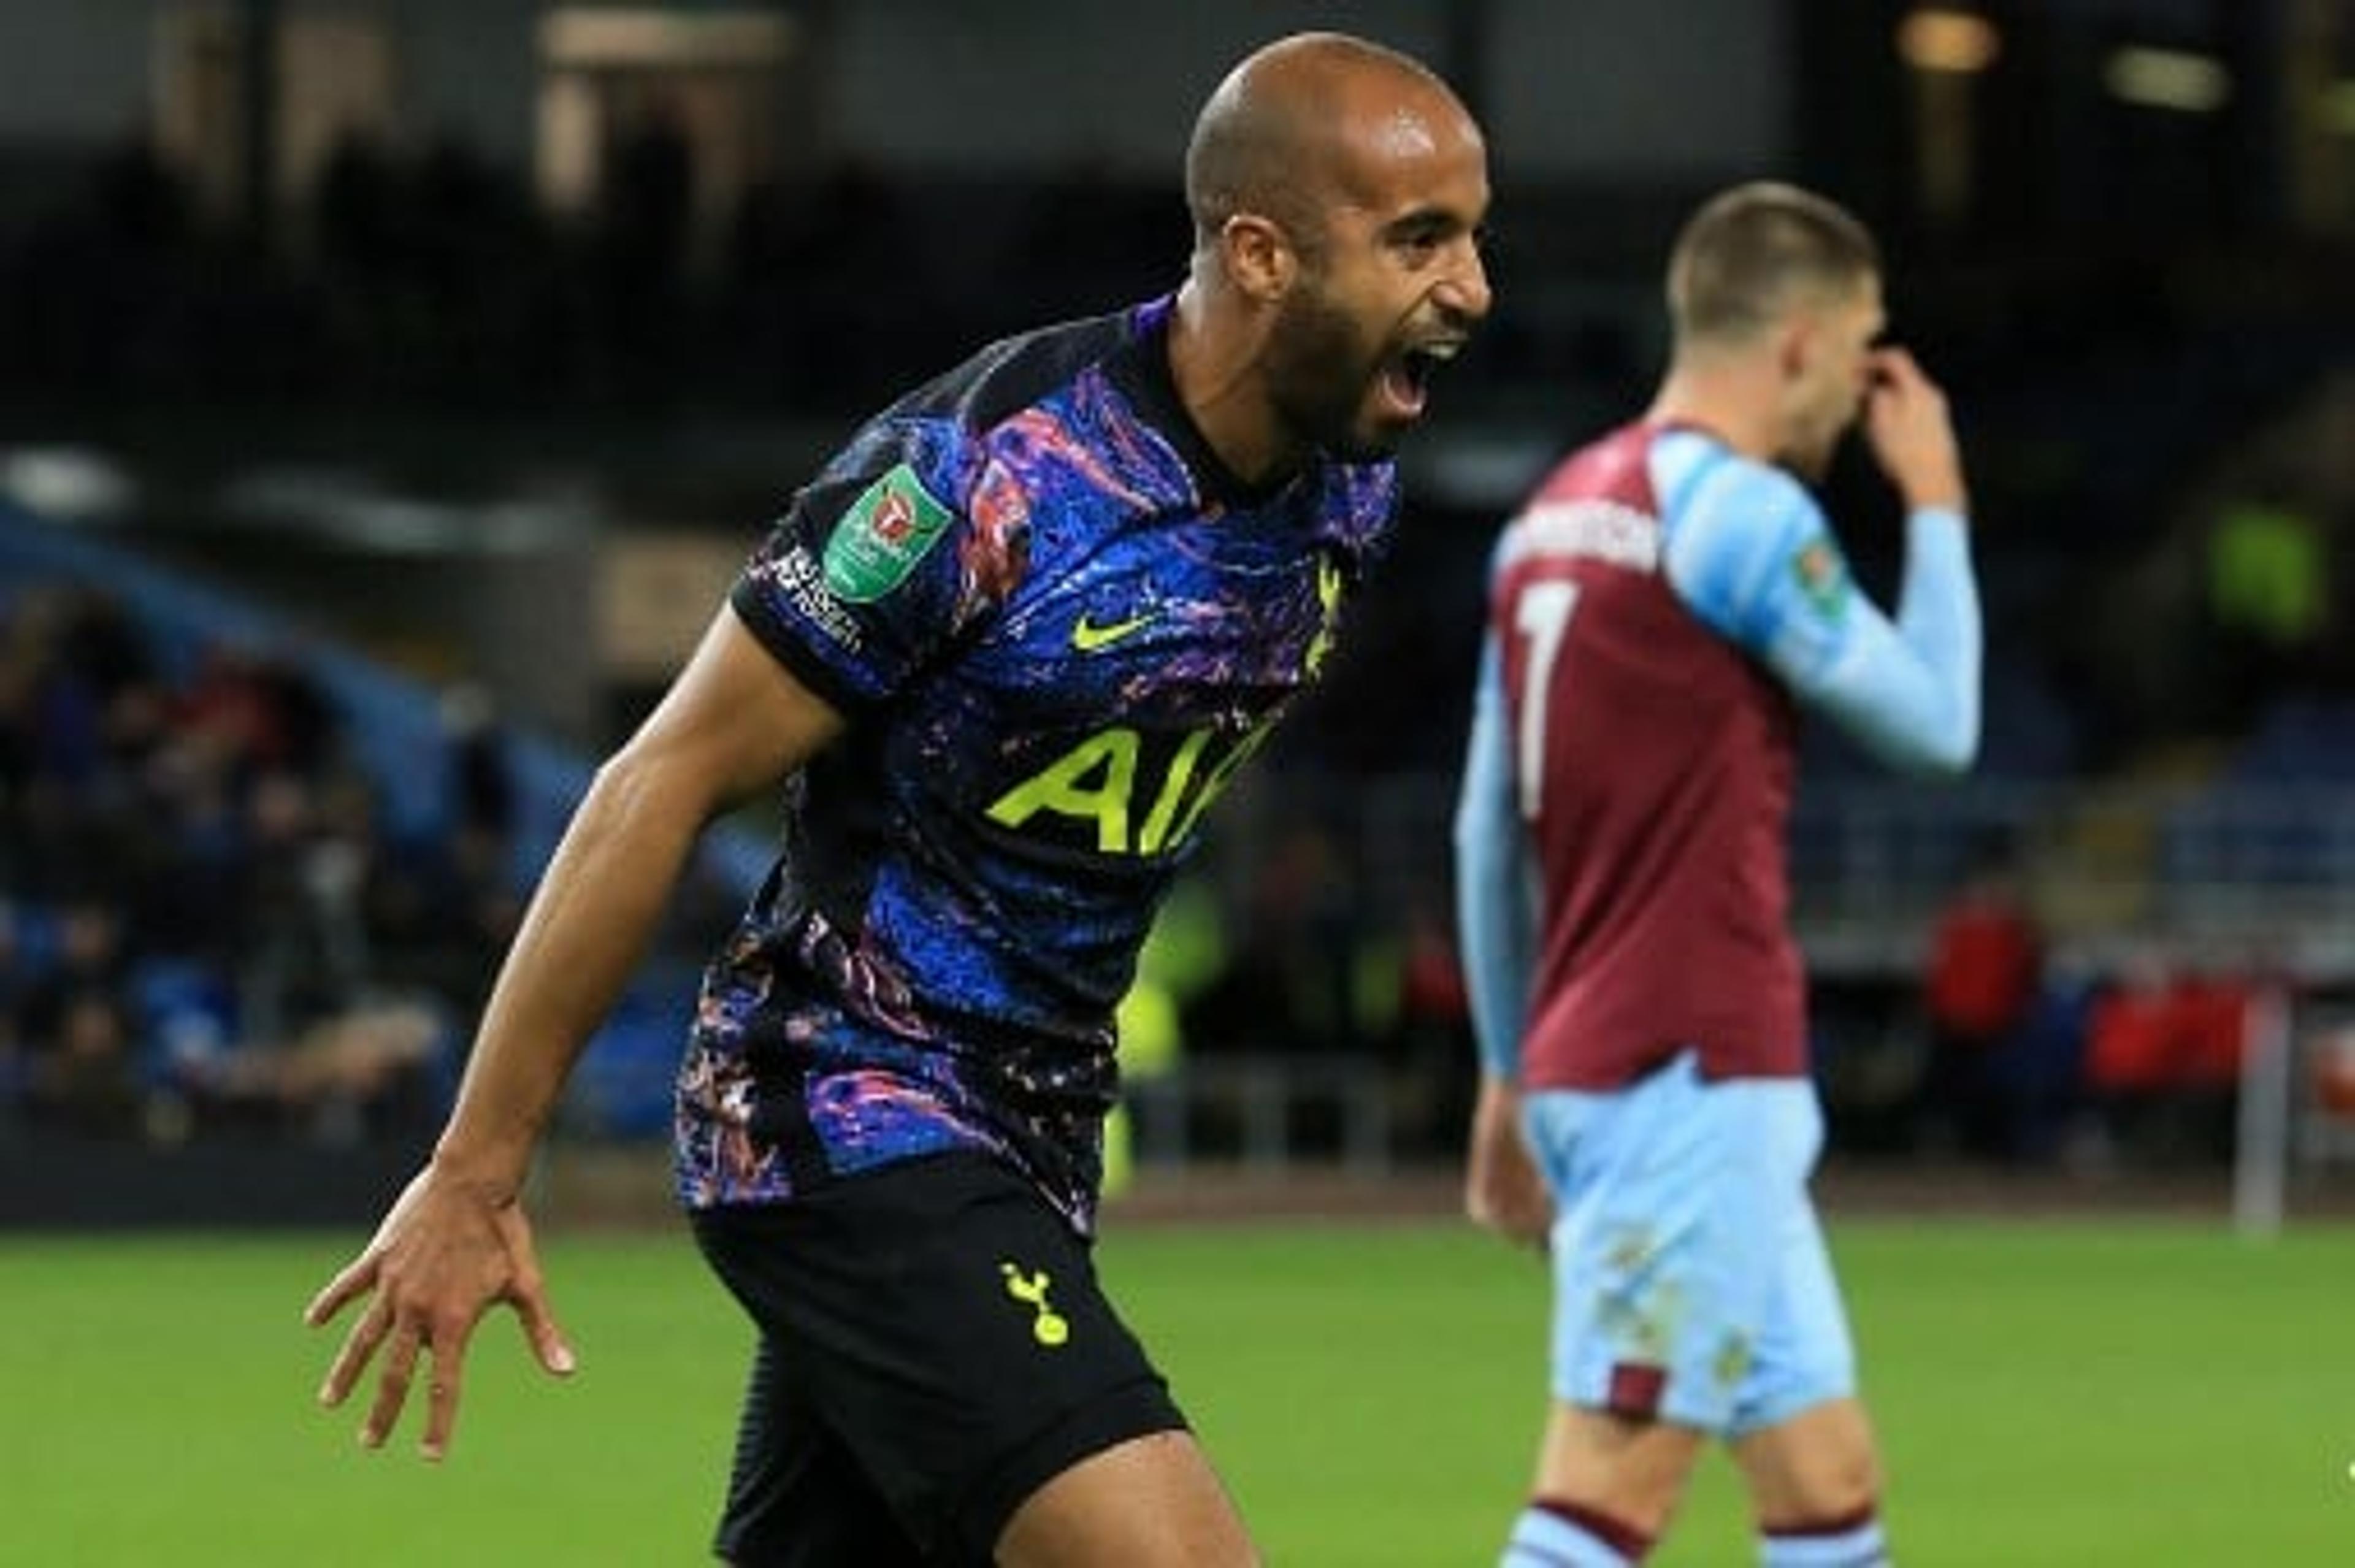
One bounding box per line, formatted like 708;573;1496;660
1071;611;1153;652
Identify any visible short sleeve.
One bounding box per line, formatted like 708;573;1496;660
730;421;994;713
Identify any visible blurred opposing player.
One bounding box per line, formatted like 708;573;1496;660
305;31;1490;1568
1453;182;1980;1566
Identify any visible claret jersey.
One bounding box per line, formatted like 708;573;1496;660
676;294;1397;1233
1454;420;1978;1091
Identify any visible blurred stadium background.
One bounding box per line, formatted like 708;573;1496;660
2;1;2354;1561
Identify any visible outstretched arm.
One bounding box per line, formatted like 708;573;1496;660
305;605;841;1459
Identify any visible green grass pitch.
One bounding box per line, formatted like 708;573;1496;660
1;1216;2348;1564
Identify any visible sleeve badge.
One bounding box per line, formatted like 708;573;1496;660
822;462;955;602
1791;538;1851;621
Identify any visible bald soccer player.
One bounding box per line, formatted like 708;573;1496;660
308;32;1492;1568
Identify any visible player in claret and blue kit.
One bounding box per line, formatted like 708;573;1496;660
1454;182;1982;1568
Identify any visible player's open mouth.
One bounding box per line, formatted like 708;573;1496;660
1377;338;1463;419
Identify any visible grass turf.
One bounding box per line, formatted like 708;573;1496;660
1;1216;2347;1564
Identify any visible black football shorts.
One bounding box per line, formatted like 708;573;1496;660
691;1151;1186;1566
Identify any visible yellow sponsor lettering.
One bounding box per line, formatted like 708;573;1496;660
1165;718;1274;847
1135;728;1210;856
987;719;1278;856
984;729;1139;852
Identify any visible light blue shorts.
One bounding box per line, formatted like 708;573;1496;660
1523;1050;1856;1437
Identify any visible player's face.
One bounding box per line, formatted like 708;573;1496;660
1263;103;1493;461
1779;281;1885;480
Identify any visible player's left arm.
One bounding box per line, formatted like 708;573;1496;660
1668;457;1982;776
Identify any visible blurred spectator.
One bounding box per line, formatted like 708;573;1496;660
15;900;134;1045
2080;946;2253;1167
1916;845;2044;1158
131;711;251;961
0;581;485;1145
235;768;361;1043
2169;959;2253;1159
23;985;144;1138
1990;964;2095;1166
12;900;144;1138
347;690;523;1020
1390;898;1474;1153
175;641;333;776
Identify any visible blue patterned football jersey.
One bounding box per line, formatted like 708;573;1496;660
675;294;1399;1234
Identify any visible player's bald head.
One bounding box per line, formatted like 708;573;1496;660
1185;32;1471;257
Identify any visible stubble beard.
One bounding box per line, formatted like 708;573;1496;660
1264;283;1396;463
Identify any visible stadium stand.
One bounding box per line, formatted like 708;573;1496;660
0;497;765;1166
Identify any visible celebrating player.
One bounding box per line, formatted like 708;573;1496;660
1453;181;1980;1567
306;31;1490;1568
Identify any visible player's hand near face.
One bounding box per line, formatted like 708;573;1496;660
305;1165;576;1459
1863;347;1967;515
1465;1076;1552;1250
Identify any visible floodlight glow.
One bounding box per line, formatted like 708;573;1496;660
540;9;795;68
1896;9;2001;74
2104;46;2232;112
0;448;136;523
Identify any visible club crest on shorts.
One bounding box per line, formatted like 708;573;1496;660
999;1261;1071;1347
824;462;954;602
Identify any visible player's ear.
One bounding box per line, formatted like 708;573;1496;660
1220;213;1296;304
1775;314;1815;386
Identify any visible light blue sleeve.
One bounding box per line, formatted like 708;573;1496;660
1452;629;1535;1081
1660;445;1982;776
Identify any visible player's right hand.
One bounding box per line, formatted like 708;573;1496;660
1862;346;1967;516
304;1165;576;1461
1464;1077;1553;1252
